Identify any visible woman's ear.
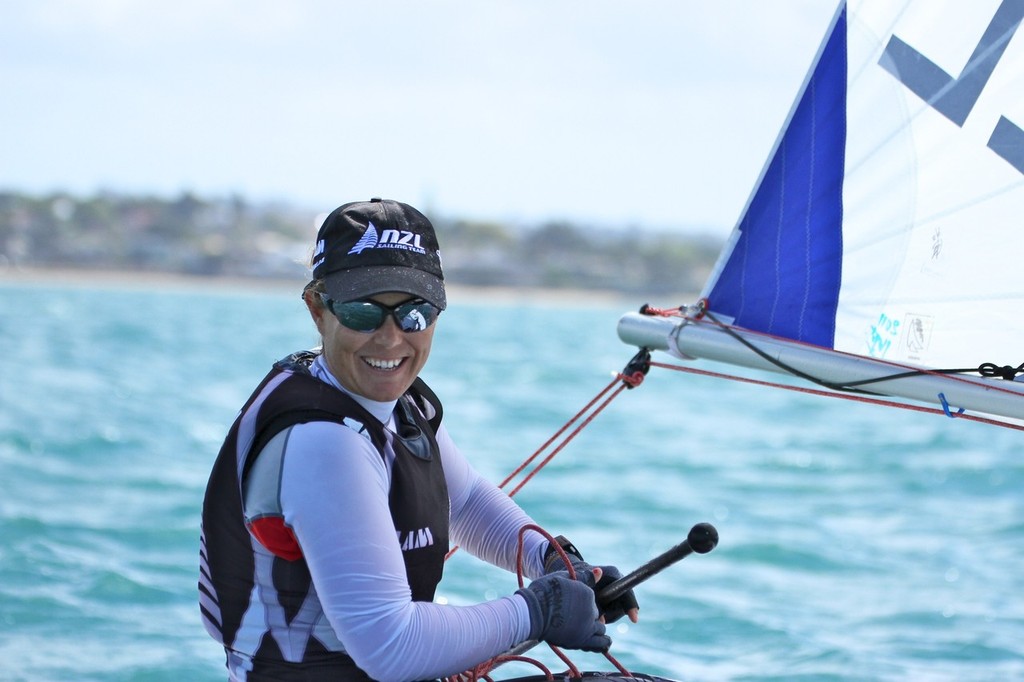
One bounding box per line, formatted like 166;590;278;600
303;289;328;331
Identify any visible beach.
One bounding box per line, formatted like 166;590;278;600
0;265;697;308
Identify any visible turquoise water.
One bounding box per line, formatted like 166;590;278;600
1;280;1022;681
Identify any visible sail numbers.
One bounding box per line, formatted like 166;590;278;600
879;0;1024;174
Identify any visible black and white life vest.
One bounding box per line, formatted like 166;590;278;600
199;351;449;680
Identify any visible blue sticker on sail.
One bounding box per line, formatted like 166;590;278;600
867;312;900;359
707;8;846;348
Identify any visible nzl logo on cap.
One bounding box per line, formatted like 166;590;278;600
348;222;427;256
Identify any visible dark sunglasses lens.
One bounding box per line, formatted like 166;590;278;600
332;301;386;331
395;302;439;332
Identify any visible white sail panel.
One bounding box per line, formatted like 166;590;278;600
837;0;1024;369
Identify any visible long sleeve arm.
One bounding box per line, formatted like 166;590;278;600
279;421;534;682
436;424;549;579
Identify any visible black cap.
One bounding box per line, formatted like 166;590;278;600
312;198;446;309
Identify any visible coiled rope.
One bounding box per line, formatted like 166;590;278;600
447;525;632;682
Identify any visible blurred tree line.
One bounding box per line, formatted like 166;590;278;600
0;190;722;295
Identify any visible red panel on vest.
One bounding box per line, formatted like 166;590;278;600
247;517;303;561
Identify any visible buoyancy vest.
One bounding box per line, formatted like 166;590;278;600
199;351;449;680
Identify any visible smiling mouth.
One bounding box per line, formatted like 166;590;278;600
364;357;404;371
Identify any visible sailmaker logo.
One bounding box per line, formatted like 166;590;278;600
397;526;434;551
348;221;426;256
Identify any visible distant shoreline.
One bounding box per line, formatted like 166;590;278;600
0;265;697;308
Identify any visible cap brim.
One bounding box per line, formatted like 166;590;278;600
322;266;447;310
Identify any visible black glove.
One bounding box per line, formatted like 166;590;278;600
516;570;611;652
544;536;639;624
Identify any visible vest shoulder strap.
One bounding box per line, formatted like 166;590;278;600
408;376;443;432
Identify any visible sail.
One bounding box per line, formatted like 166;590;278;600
619;0;1024;420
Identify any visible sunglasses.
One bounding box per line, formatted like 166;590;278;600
319;294;440;333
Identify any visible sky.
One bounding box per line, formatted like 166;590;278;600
1;1;841;237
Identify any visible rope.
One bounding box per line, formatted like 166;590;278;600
500;350;649;496
446;356;647;561
496;377;622;493
979;362;1024;381
448;525;632;682
505;380;632;498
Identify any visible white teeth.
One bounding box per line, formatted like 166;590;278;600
365;358;402;370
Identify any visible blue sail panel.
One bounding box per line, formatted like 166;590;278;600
707;8;847;349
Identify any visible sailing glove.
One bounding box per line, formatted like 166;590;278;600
543;535;640;624
517;569;611;652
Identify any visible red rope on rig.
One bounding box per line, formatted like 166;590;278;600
639;297;707;321
446;364;644;562
505;379;632;498
496;376;623;492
